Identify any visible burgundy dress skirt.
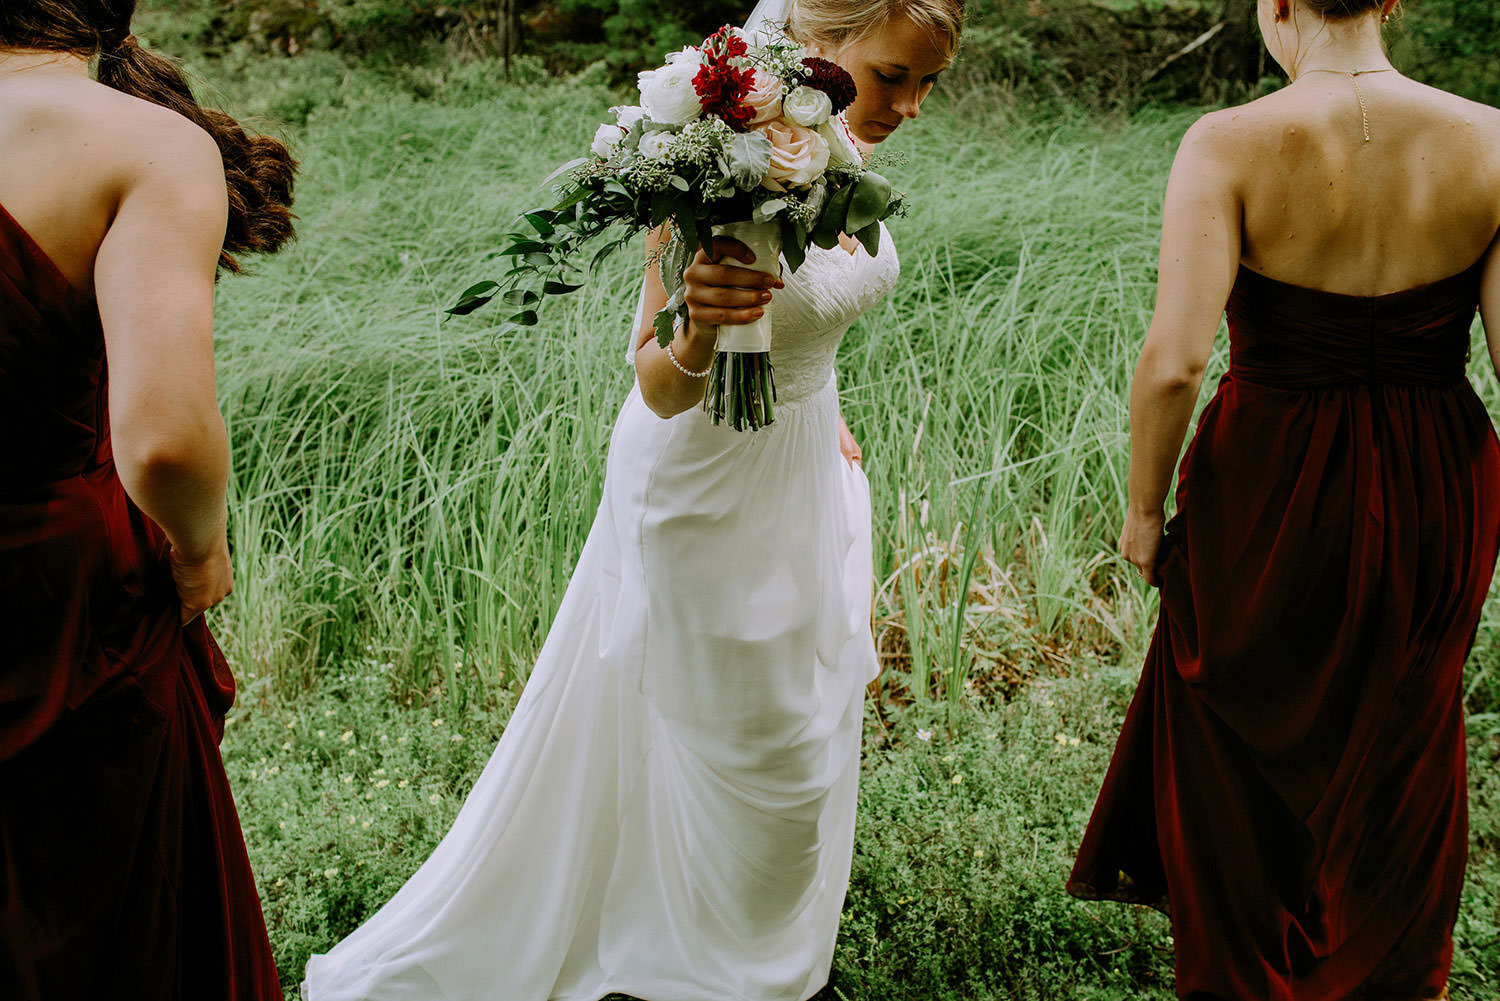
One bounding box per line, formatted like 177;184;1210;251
1069;262;1500;1000
0;205;281;999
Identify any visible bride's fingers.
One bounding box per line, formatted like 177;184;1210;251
685;262;782;291
690;285;773;309
701;236;754;266
688;304;766;328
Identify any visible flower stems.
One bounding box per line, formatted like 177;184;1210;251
704;351;776;431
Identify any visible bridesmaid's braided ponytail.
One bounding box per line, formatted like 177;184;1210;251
0;1;296;273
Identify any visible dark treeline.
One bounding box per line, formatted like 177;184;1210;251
143;0;1498;107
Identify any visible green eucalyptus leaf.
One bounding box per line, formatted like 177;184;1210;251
753;198;788;223
781;217;807;273
846;170;893;234
507;309;540;327
502;239;551;256
543;280;585;295
854;221;882;257
456;280;500;300
445;293;496;316
502;288;540;307
653;307;677;348
725;131;773;191
815;182;857;244
523;211;556;237
541;156;589;188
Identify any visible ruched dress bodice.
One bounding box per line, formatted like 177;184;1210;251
0;203;280;1000
1227;263;1478;390
767;225;899;403
1072;259;1500;1000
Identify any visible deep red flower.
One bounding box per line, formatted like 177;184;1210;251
798;57;857;115
704;24;748;60
694;59;756;129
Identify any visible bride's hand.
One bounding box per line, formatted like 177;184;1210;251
683;238;784;341
837;413;862;467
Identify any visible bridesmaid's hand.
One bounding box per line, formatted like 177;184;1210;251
1120;509;1166;588
682;237;783;341
171;537;234;624
837;413;862;467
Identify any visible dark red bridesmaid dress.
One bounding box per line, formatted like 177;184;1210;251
1069;261;1500;1000
0;204;281;1000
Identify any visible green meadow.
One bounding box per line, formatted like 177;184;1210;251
176;52;1500;1000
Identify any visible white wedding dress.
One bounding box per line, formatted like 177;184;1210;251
302;224;899;1001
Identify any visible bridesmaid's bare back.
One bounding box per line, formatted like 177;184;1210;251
0;54;219;295
1202;74;1500;295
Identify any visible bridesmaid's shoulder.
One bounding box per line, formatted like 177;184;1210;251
10;75;224;196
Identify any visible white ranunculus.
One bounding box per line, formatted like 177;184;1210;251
637;59;705;126
663;45;702;65
591;123;626;159
638;131;675;161
782;85;833;127
611;104;646;132
819;115;862;166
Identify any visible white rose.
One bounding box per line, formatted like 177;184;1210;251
783;85;833;127
664;45;703;65
591;123;625;159
819;115;862;166
611;104;646;132
637;59;705;126
638;131;675;161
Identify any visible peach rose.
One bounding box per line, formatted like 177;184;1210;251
760;120;830;191
742;70;783;127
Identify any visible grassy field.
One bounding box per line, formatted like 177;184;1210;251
171;49;1500;1000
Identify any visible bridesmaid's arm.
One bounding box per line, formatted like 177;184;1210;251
95;119;233;617
1480;230;1500;380
635;226;780;419
1120;115;1241;585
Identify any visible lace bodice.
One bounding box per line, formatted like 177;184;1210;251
768;223;900;402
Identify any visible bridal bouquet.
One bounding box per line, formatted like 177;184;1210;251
451;24;903;431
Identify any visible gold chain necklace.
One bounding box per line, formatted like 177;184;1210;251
1300;67;1396;143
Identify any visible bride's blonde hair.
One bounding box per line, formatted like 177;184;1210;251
789;0;964;60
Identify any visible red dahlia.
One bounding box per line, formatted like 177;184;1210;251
797;57;857;115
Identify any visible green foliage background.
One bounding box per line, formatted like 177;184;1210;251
136;0;1500;107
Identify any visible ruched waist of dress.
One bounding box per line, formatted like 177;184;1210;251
1226;263;1479;391
1228;343;1470;390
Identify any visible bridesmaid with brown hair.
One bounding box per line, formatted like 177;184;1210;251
1069;0;1500;998
0;3;294;998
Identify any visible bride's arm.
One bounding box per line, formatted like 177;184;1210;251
635;226;783;419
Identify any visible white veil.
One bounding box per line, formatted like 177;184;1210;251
741;0;795;45
624;0;797;363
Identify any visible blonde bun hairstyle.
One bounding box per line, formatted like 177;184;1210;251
788;0;964;60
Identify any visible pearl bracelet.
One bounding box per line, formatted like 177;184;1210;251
666;330;713;379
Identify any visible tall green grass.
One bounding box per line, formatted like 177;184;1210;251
199;59;1500;719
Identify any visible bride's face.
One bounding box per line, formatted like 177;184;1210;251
824;15;953;144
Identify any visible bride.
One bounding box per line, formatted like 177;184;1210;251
302;2;961;999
